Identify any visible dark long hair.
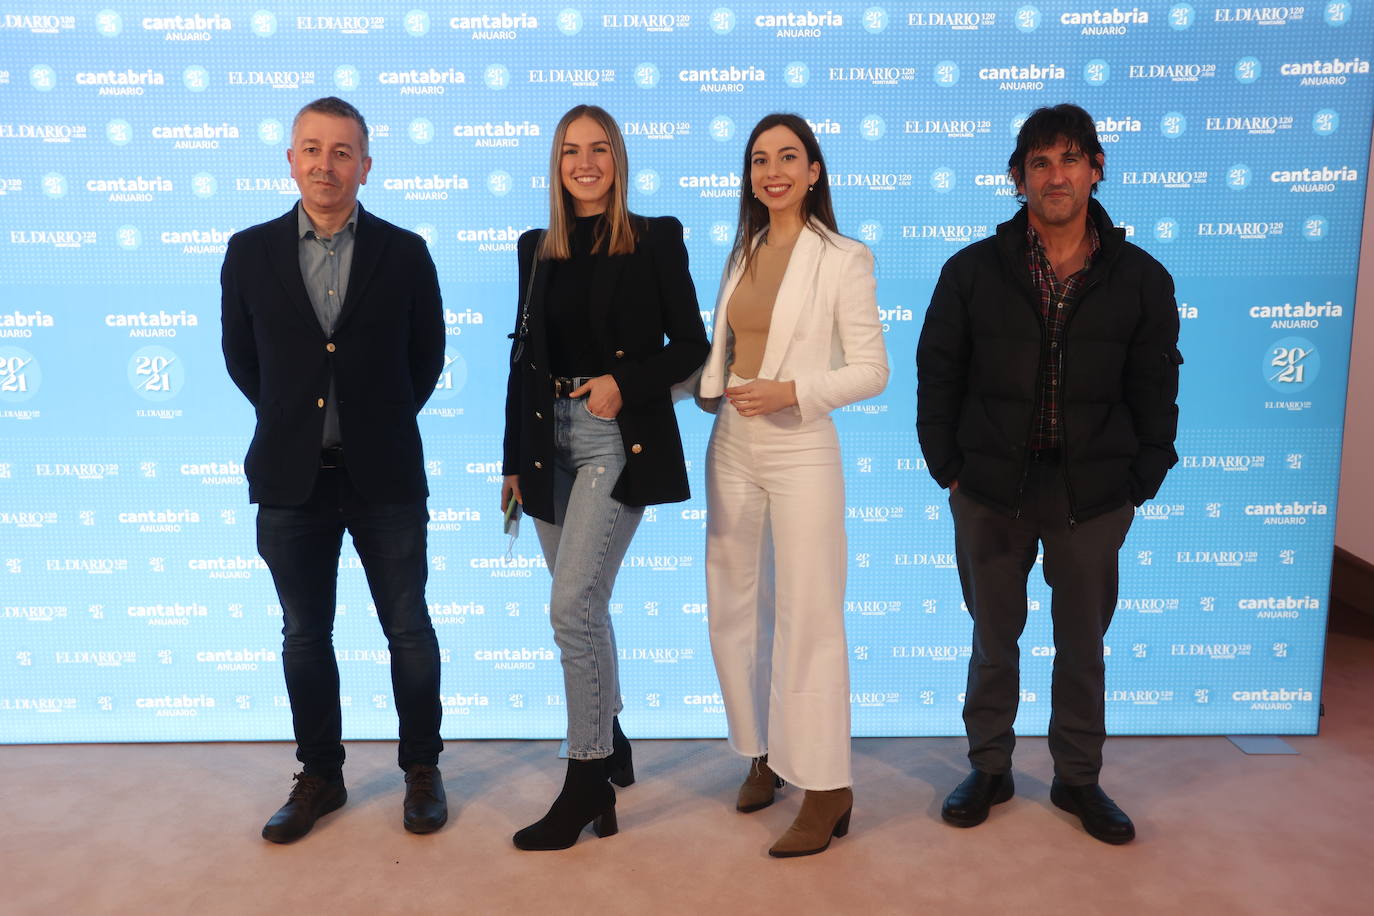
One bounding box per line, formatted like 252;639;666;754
728;113;837;276
1007;103;1105;198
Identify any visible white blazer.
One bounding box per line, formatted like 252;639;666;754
698;224;889;422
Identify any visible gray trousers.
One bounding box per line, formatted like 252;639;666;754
949;454;1134;785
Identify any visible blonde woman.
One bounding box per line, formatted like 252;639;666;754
502;104;708;850
698;113;888;857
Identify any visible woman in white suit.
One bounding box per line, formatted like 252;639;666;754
698;113;888;857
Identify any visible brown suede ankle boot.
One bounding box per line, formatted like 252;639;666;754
737;755;783;813
768;787;853;858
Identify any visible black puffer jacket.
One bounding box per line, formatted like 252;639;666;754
917;200;1181;523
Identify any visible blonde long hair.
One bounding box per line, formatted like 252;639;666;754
537;105;638;260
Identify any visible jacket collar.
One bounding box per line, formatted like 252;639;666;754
266;201;386;335
266;204;316;333
755;223;826;379
528;214;641;349
339;202;385;330
296;202;358;240
995;198;1124;278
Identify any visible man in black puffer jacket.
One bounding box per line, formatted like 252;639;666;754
917;104;1181;845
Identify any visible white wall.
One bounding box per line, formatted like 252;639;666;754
1335;130;1374;562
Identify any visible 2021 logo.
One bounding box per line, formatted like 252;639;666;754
1264;338;1320;393
432;351;468;400
0;348;40;401
127;346;184;401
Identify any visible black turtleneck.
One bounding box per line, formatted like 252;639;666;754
546;214;606;378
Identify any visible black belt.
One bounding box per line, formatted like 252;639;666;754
551;376;591;398
320;447;345;468
1030;447;1061;463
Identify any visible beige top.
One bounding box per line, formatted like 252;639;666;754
726;237;797;379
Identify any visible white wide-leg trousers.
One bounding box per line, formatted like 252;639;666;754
705;390;852;790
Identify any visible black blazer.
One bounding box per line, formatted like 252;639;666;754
503;215;708;522
221;203;445;505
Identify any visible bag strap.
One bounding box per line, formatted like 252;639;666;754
510;230;545;363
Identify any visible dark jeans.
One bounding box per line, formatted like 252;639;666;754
256;467;442;777
949;454;1134;785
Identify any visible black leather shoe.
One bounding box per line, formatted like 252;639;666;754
605;716;635;787
262;772;346;844
1050;778;1135;845
941;770;1014;827
403;764;448;834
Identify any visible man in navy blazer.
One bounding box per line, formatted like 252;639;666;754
221;97;447;843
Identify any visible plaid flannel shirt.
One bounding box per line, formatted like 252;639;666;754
1025;221;1100;451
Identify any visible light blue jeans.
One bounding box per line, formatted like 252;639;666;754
533;395;644;758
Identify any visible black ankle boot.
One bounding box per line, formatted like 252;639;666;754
605;716;635;787
513;759;618;851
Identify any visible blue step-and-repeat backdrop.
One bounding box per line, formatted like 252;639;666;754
1;3;1370;743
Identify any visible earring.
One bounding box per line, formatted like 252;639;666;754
808;184;814;192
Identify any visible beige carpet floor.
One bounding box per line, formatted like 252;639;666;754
4;628;1372;916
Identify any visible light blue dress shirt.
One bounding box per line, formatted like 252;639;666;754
297;203;357;447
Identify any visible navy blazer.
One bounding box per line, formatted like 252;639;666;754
502;215;708;521
221;203;445;505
